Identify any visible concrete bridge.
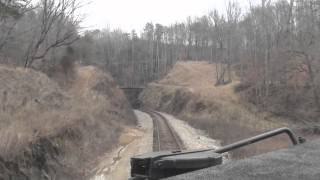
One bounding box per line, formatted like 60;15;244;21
120;87;144;108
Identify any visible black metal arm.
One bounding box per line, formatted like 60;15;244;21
214;127;300;154
129;127;305;180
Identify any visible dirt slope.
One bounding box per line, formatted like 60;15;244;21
92;110;153;180
140;61;290;158
0;65;135;179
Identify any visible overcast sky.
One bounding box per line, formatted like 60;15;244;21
80;0;254;33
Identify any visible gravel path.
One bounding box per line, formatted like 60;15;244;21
159;112;221;150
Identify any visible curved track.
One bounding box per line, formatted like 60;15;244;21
145;110;184;151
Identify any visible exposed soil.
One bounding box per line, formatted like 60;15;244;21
0;65;135;179
92;110;153;180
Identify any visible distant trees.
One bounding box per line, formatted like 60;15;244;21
2;0;320;120
0;0;31;52
71;0;320;121
236;0;320;120
0;0;81;69
292;0;320;111
0;0;30;19
23;0;80;68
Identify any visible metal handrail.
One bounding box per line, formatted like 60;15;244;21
214;127;301;154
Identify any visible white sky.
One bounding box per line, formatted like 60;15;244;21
80;0;254;33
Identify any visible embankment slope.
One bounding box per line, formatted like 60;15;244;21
140;61;289;158
0;65;135;179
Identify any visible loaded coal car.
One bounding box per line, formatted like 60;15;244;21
130;127;307;180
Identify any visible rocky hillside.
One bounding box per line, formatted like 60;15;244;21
0;65;135;179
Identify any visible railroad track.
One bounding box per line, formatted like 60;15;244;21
144;110;184;151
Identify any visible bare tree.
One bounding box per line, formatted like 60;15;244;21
226;1;241;83
24;0;81;68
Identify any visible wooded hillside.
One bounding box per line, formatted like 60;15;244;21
1;0;320;124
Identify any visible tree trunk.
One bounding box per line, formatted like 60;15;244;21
305;55;320;111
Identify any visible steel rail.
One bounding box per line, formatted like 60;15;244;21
143;109;183;151
151;111;183;151
153;113;162;151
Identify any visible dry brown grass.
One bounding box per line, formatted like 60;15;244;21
0;64;135;179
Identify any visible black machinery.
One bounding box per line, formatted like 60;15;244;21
130;127;305;180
